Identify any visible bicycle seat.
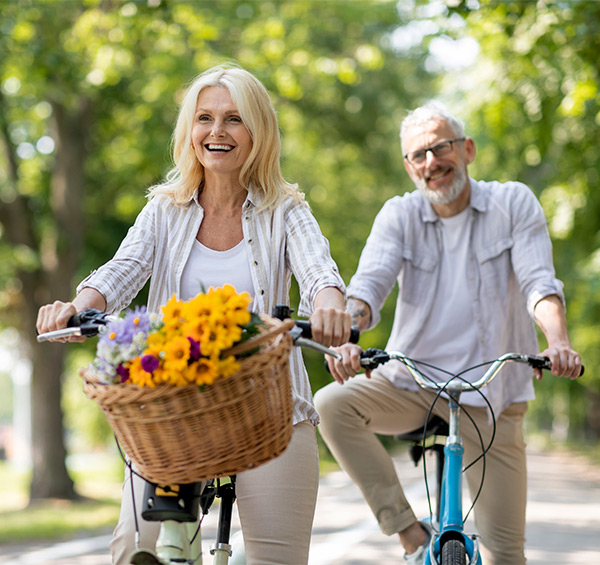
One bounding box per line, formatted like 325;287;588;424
396;416;449;468
395;415;449;443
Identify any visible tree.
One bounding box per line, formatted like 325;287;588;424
0;0;432;500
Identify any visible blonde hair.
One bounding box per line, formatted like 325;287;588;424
148;64;303;209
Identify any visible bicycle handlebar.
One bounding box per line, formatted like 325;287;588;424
358;349;584;392
36;306;359;360
36;309;119;342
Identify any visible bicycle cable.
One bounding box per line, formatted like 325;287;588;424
394;356;499;527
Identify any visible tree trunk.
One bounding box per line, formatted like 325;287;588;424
28;97;91;500
29;342;76;499
0;91;91;500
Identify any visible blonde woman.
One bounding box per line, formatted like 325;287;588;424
37;64;351;564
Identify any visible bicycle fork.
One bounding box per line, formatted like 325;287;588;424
426;394;482;565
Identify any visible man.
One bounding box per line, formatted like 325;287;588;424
314;102;581;564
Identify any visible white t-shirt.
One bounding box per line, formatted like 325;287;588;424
180;238;255;301
409;207;485;405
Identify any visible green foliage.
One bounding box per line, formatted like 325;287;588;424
1;0;432;446
1;0;599;451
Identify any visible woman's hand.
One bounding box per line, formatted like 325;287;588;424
325;343;368;385
310;287;352;347
36;301;84;342
36;288;107;343
309;306;352;347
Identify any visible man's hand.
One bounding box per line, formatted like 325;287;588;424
535;344;582;381
533;294;582;381
326;343;369;385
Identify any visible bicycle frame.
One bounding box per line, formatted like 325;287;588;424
379;351;545;565
425;390;481;565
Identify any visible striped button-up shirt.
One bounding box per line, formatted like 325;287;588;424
348;178;564;418
78;190;346;425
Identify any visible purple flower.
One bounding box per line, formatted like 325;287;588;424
141;354;160;373
116;364;130;383
187;337;201;361
124;306;153;334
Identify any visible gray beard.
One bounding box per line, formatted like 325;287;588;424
416;166;467;206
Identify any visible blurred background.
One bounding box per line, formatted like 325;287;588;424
0;0;599;539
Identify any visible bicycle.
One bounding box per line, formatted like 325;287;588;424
37;305;357;565
357;348;584;565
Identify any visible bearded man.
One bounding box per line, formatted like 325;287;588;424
315;102;581;565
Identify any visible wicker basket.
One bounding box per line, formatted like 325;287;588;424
80;316;295;484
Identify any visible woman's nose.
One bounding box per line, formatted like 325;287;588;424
211;120;225;137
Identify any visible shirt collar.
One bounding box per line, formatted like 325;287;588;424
420;177;486;222
187;183;262;208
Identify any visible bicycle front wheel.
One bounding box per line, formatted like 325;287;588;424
441;538;466;565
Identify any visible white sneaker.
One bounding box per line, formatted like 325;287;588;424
403;521;432;565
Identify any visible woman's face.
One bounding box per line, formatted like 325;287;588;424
191;86;253;183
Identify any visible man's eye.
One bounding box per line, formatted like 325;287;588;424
412;151;425;161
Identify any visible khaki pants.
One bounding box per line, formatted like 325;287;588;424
110;420;319;565
314;375;528;565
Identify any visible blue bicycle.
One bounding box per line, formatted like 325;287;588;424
358;349;583;565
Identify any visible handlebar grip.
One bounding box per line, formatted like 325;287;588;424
295;321;360;344
527;355;585;377
324;346;388;374
37;308;111;342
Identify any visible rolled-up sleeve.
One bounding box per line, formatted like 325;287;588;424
506;184;565;318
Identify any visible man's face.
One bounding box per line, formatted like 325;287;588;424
402;119;474;207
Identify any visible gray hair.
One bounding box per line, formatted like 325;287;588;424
400;102;466;154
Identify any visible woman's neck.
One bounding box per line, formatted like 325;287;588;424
199;176;248;212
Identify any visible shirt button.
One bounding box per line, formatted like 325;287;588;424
260;290;265;295
254;260;258;266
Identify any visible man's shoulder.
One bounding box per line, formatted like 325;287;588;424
472;178;538;211
473;178;534;198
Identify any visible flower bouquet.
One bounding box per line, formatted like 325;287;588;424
92;285;262;389
80;285;295;484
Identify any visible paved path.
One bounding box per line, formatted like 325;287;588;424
1;448;599;564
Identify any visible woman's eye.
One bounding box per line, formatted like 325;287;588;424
229;116;242;123
197;115;211;121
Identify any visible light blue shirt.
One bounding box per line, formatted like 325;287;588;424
348;178;564;417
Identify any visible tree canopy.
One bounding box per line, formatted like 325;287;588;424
0;0;598;499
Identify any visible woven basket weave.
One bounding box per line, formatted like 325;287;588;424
80;316;295;484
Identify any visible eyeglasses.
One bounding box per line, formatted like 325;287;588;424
404;138;466;165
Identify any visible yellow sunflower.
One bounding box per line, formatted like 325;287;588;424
127;357;157;388
163;335;191;373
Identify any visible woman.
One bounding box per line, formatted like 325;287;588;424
36;64;351;564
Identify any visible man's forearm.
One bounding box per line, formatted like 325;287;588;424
533;294;571;348
347;297;372;332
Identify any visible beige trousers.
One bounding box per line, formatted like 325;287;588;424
314;374;528;565
110;420;319;565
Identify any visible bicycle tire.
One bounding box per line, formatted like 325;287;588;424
441;538;467;565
